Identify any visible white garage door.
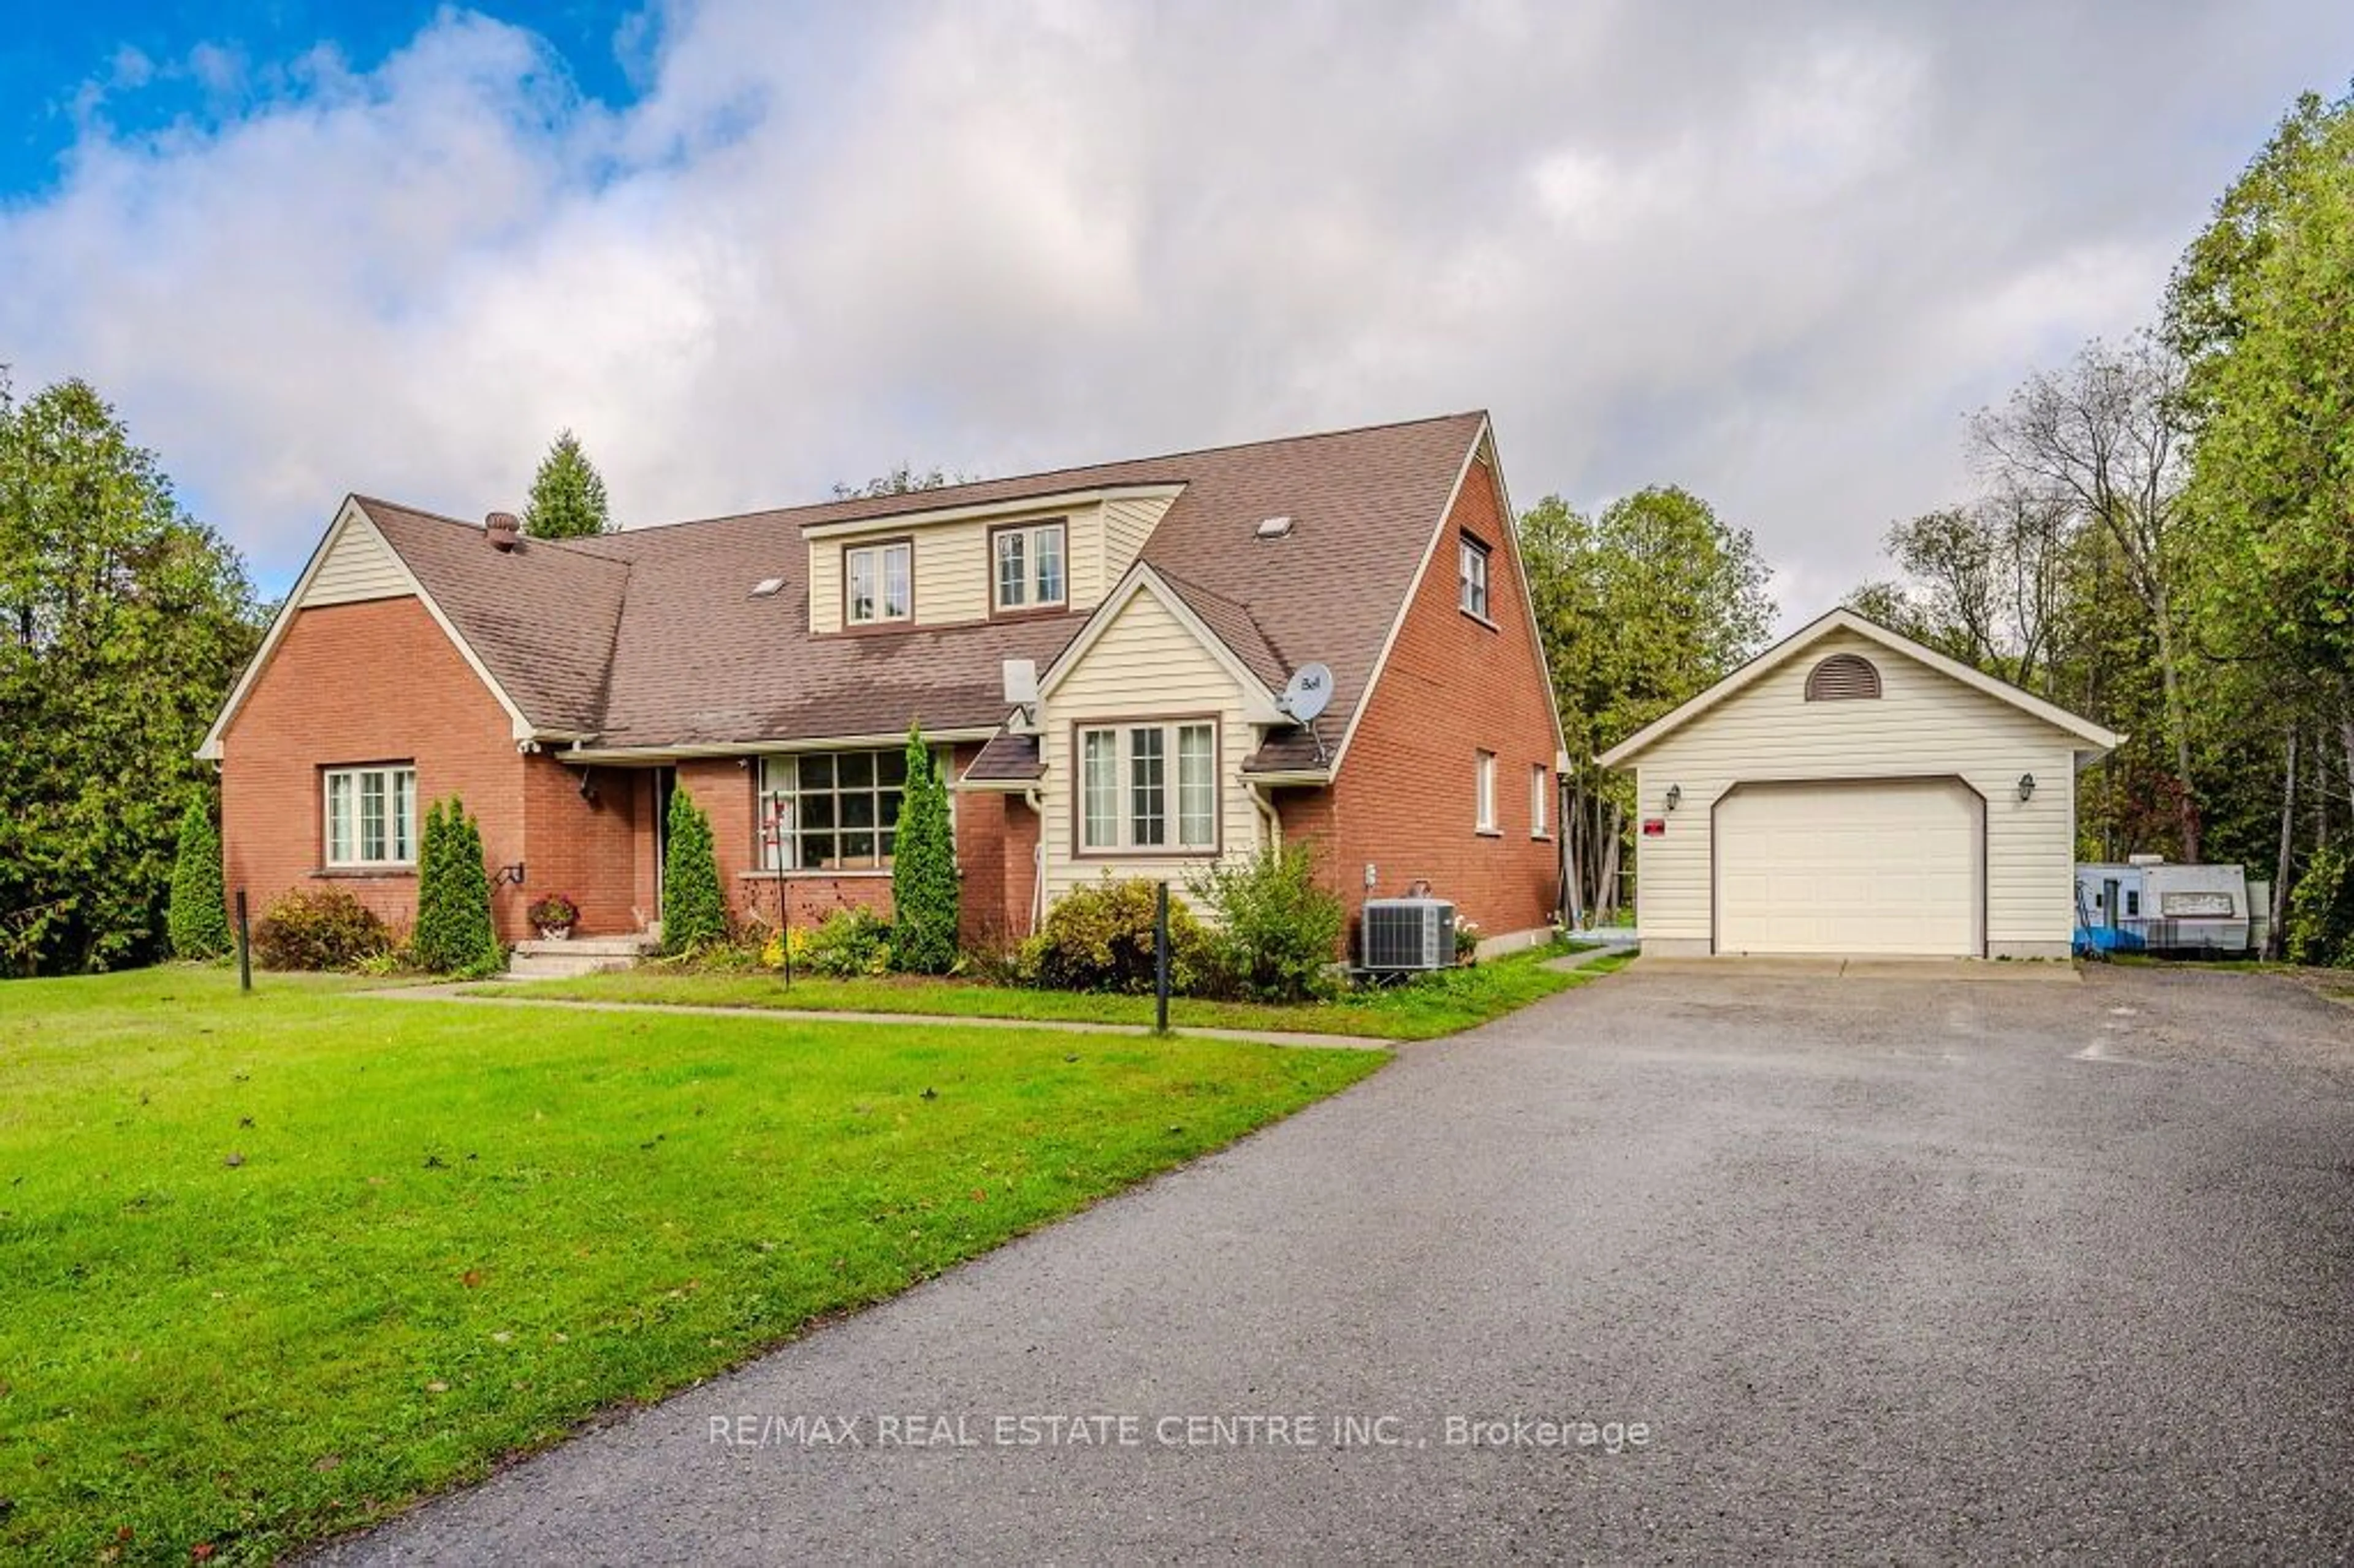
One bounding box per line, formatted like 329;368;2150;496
1715;779;1980;956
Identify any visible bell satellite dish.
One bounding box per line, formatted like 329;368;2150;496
1278;663;1333;724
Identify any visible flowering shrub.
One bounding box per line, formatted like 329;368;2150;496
1453;918;1482;963
527;892;580;930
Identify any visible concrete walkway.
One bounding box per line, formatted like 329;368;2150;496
359;984;1393;1051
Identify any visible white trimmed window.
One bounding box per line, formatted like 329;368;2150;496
1531;764;1549;838
324;764;417;868
1078;721;1217;852
1476;750;1497;833
992;521;1067;612
758;747;948;871
845;541;912;624
1458;536;1491;619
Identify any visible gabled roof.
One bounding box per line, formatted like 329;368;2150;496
359;500;630;737
1595;607;2126;769
210;413;1491;758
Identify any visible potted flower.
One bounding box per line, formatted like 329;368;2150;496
527;892;581;940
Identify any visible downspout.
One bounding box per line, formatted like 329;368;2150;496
1244;780;1282;850
1024;788;1046;937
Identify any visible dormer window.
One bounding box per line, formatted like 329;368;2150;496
1805;652;1881;701
992;520;1067;614
845;539;912;625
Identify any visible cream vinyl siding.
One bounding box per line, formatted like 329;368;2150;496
1039;584;1262;908
303;515;412;606
1629;630;2081;957
1102;494;1173;585
809;502;1128;634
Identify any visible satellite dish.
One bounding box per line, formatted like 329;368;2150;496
1278;663;1333;725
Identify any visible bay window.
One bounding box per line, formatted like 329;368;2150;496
992;521;1067;612
1078;720;1217;853
845;540;913;625
324;764;417;868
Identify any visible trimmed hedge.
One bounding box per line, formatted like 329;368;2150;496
1023;877;1214;994
167;798;232;960
891;725;959;973
413;797;502;976
254;889;389;971
662;787;727;954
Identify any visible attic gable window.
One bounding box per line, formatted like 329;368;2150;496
1458;535;1491;621
1805;652;1882;701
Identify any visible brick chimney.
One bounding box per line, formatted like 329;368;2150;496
485;511;521;551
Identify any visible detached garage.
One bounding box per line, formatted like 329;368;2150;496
1598;609;2122;960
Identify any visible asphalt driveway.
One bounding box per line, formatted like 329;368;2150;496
328;963;2354;1564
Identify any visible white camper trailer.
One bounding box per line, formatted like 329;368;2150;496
2074;857;2252;956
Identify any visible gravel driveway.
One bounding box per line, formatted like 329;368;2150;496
326;963;2354;1564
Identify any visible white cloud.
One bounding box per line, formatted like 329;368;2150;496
2;0;2347;622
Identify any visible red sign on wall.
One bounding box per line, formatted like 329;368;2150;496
1641;818;1667;837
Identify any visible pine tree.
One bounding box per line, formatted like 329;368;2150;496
891;725;960;973
523;428;612;539
166;797;232;959
661;788;727;953
413;796;501;974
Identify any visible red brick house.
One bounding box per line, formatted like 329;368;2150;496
201;413;1567;958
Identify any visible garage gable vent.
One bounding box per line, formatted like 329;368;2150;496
1805;652;1881;701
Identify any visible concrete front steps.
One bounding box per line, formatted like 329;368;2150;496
506;933;660;981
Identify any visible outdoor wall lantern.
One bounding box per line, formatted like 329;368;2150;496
2016;773;2036;802
1665;783;1683;811
496;862;527;887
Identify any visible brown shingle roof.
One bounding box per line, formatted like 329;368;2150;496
962;729;1045;783
359;412;1486;755
360;500;630;736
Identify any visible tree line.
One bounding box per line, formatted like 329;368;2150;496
1525;82;2354;964
0;397;611;976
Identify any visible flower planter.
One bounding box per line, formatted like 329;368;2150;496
538;925;574;942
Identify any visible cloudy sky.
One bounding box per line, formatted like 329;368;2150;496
3;2;2349;617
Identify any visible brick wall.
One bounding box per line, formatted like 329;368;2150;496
1295;455;1562;943
673;747;1027;942
520;756;640;937
219;596;534;941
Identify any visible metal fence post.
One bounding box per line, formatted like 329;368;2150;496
1154;881;1171;1035
235;889;252;992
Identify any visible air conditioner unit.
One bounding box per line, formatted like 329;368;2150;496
1360;897;1455;972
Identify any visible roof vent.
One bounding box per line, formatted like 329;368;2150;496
750;576;787;599
485;512;521;552
1804;652;1880;701
1254;516;1293;541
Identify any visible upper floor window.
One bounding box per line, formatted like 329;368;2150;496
845;540;912;625
993;521;1067;613
1459;535;1491;620
1804;652;1881;701
1079;720;1217;853
325;763;417;868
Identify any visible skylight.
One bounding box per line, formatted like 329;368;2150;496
1255;516;1293;540
750;577;786;598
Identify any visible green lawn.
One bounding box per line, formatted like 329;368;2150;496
0;966;1381;1564
489;942;1629;1041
